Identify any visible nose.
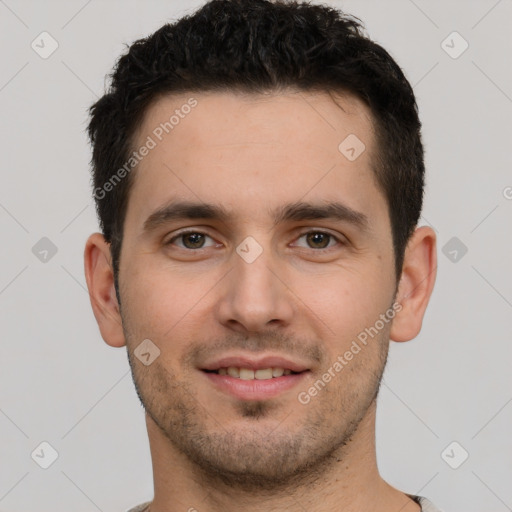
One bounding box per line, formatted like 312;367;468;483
215;240;295;334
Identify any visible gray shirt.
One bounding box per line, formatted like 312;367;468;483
126;494;443;511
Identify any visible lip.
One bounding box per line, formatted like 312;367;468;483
200;354;310;373
202;370;310;401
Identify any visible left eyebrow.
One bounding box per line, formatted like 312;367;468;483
142;199;371;234
271;200;370;231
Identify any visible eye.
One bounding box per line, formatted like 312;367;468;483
292;230;342;250
166;230;218;250
165;229;344;252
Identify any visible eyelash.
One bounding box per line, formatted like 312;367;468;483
165;229;344;252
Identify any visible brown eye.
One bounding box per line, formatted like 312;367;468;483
294;231;340;250
305;232;332;249
166;231;216;249
181;233;206;249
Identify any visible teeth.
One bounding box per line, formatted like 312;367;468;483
239;368;255;380
272;367;284;377
227;366;240;378
255;368;273;380
217;367;295;380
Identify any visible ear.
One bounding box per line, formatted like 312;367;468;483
390;226;437;342
84;233;126;347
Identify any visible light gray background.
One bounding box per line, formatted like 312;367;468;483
0;1;511;511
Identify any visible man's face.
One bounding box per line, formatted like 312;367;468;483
118;90;397;488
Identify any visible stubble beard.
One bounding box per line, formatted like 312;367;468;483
124;330;389;494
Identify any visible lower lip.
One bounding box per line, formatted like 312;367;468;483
202;371;309;400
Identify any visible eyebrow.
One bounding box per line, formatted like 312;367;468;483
142;199;370;234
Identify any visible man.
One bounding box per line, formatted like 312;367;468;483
84;0;439;510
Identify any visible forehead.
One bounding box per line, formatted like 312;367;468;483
137;89;375;155
126;89;385;231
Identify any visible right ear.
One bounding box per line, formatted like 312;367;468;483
84;233;126;347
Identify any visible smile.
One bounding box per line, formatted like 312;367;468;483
201;367;310;401
204;366;298;380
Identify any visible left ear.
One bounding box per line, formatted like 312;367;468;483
390;226;437;342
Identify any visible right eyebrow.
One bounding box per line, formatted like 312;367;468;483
142;201;231;233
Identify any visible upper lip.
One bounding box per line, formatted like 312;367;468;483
200;354;310;372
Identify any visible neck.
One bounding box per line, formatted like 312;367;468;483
145;400;420;512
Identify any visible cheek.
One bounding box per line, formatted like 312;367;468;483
294;264;393;346
122;261;216;344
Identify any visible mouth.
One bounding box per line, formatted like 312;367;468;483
203;366;300;380
200;355;311;400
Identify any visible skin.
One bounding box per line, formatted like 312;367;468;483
84;89;437;512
